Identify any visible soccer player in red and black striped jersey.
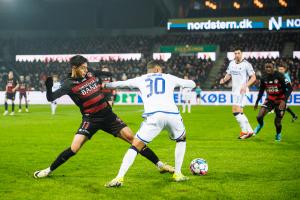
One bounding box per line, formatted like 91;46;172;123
18;75;29;113
3;71;19;116
253;63;293;141
34;55;174;178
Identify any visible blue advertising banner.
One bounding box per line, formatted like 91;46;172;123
168;16;300;31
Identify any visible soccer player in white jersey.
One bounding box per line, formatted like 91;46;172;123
180;76;193;113
105;60;196;187
220;48;256;139
51;75;61;115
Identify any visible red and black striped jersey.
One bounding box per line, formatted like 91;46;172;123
6;78;18;94
256;71;292;103
46;72;111;118
19;81;29;93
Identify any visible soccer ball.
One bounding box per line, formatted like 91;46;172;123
190;158;208;175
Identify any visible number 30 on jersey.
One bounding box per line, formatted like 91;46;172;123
145;77;165;97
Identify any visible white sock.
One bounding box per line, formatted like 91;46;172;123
241;114;253;133
182;104;186;113
156;161;164;168
45;167;51;173
175;141;186;174
51;102;57;114
188;103;191;113
234;113;247;133
116;148;138;178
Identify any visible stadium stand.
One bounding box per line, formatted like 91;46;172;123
0;32;299;91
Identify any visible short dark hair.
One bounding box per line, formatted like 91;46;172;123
69;55;88;68
265;62;274;68
147;60;162;70
234;47;242;52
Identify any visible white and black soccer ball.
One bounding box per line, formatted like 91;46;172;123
190;158;208;175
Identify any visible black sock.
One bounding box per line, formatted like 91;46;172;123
5;102;8;111
275;124;282;134
140;146;159;165
19;103;21;109
12;103;15;112
257;116;264;126
50;147;76;171
275;118;282;134
26;102;28;109
286;107;296;118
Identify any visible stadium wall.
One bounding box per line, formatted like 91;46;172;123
1;91;300;106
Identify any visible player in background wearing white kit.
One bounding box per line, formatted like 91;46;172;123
180;76;193;113
51;75;61;115
105;61;196;187
220;48;256;139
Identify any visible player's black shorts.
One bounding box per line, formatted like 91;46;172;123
19;93;27;99
262;99;286;118
6;93;16;100
76;112;127;139
196;94;200;98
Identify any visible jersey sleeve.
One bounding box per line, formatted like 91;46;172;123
169;75;196;88
246;62;255;76
279;73;293;100
226;62;232;75
255;78;266;104
106;77;141;89
284;73;291;83
46;81;70;102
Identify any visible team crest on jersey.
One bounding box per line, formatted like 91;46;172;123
274;79;278;84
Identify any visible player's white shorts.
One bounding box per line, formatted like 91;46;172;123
135;112;186;144
232;94;246;107
182;94;193;101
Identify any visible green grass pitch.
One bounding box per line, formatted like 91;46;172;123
1;105;300;200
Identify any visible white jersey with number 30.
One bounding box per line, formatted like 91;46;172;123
106;73;195;116
226;59;255;95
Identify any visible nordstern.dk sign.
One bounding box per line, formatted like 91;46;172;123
167;16;300;31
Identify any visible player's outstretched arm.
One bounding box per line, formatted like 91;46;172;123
45;77;67;102
172;76;196;88
106;78;139;89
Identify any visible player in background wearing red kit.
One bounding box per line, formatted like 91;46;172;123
3;71;19;116
18;75;29;113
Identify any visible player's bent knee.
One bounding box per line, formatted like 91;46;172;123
132;138;145;151
71;135;88;153
119;127;134;141
71;144;81;153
